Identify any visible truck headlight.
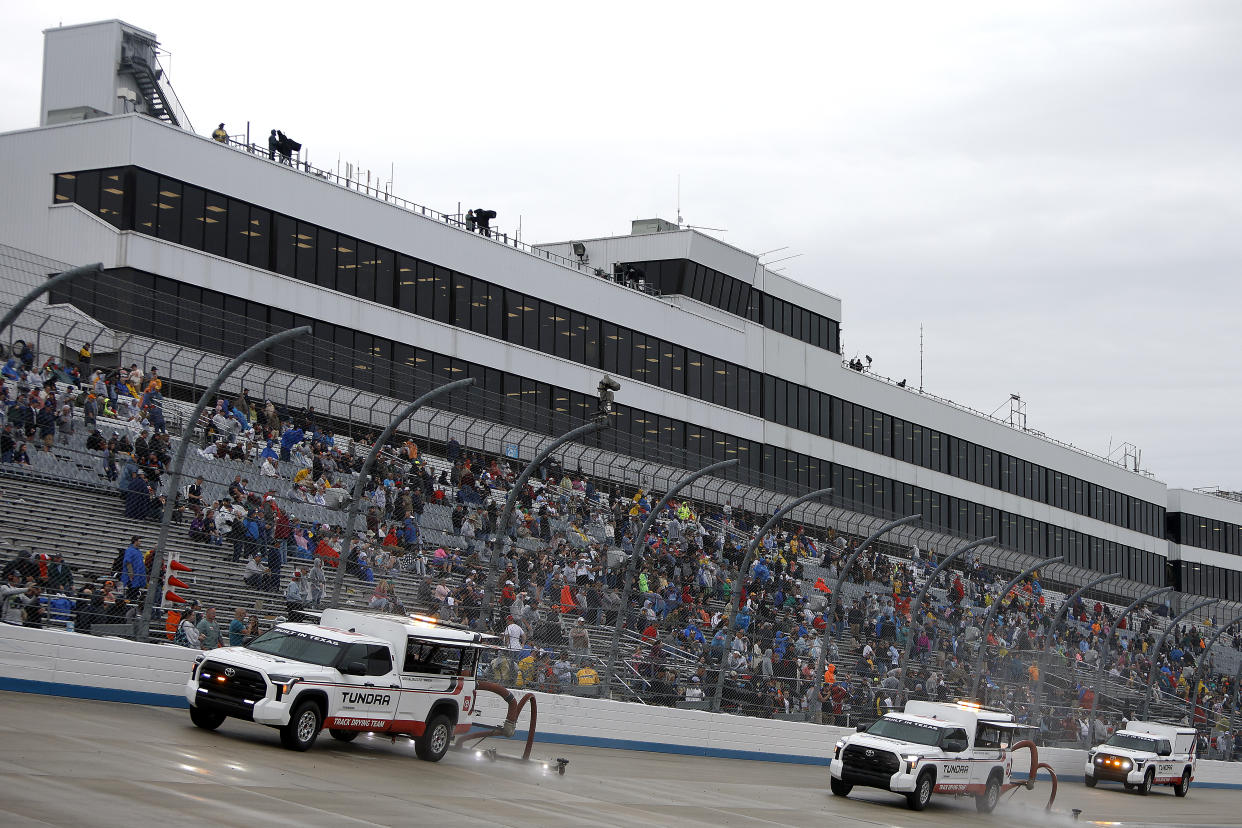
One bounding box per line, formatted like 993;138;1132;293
903;754;921;772
269;675;299;700
834;740;844;759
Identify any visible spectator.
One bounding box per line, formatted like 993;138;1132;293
120;536;147;598
197;607;222;649
1;573;29;623
305;557;326;608
174;607;201;648
228;608;247;646
285;570;306;615
243;552;268;590
576;661;600;686
45;553;73;593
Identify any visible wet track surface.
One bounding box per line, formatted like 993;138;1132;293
0;692;1236;827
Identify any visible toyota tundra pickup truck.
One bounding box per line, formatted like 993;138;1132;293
1085;721;1197;796
829;701;1027;813
185;609;490;760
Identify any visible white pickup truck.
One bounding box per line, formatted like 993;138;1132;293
184;609;489;761
830;701;1027;813
1085;721;1197;796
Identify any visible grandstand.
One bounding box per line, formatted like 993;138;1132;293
0;244;1238;755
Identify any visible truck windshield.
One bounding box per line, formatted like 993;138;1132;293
1104;733;1158;752
865;718;948;746
246;628;344;667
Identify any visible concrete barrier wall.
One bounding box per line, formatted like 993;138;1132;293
1;625;1238;787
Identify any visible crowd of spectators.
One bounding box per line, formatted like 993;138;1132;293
1;344;1239;760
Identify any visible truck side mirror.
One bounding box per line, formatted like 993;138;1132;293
343;661;368;676
945;738;968;752
856;725;868;732
1158;747;1171;757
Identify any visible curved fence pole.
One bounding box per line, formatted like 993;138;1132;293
0;262;101;338
600;458;738;697
1088;585;1173;740
1187;613;1242;724
969;556;1065;701
137;326;311;641
482;419;609;625
710;488;832;712
1030;572;1121;722
814;514;922;721
329;377;475;606
1234;660;1242;732
895;535;997;700
1139;598;1219;719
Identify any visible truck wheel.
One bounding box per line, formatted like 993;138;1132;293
329;729;359;743
280;700;323;751
976;774;1001;813
906;770;934;811
1084;774;1097;788
1173;769;1191;798
830;776;852;797
415;714;452;762
189;705;226;731
1136;768;1153;796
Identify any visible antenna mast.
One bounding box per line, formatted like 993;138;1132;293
919;324;924;392
677;174;682;227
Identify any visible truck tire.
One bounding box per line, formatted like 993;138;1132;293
189;705;226;731
976;774;1001;813
906;770;934;811
1136;768;1153;796
830;776;852;797
1084;774;1097;788
1173;768;1191;798
415;714;452;762
280;699;323;751
329;729;359;743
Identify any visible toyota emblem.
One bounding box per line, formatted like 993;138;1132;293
865;749;875;757
224;668;236;678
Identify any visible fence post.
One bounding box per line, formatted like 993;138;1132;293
895;535;996;700
711;488;832;712
1139;598;1218;718
482;419;610;625
968;556;1065;701
816;514;922;721
137;326;311;641
600;459;738;697
329;378;474;606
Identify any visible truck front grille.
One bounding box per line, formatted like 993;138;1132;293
841;744;900;786
198;660;267;705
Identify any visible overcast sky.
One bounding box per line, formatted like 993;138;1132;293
3;2;1239;490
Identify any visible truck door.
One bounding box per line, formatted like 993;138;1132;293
936;727;972;792
393;639;470;737
327;643;399;732
972;723;1005;788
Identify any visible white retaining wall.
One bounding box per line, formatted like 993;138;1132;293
0;625;1238;786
